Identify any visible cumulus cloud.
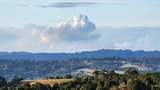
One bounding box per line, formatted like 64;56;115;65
32;14;100;43
0;14;100;52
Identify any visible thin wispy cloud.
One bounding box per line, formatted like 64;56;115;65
0;0;124;8
37;2;98;8
0;4;31;7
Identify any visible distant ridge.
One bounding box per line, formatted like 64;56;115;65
0;49;160;60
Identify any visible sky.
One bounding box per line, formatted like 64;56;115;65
0;0;160;52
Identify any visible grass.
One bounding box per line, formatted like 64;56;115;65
21;78;75;86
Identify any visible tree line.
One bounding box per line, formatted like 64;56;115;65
0;69;160;90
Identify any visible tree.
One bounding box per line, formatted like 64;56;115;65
21;82;31;90
0;76;7;87
31;83;48;90
8;77;23;86
52;83;59;90
85;82;96;90
92;71;100;77
16;86;24;90
127;79;148;90
45;84;51;90
0;86;8;90
124;69;139;75
108;70;116;75
63;75;72;79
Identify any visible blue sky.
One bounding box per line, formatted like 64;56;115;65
0;0;160;27
0;0;160;52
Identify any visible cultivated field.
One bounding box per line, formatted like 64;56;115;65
21;79;75;86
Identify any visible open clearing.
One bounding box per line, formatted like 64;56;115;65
21;79;75;86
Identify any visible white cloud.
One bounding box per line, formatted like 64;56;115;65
0;14;101;52
0;16;160;52
32;14;100;43
100;26;160;51
114;42;131;49
0;27;21;42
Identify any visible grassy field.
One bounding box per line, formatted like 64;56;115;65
21;79;75;86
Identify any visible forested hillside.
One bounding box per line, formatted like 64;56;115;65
1;49;160;60
0;69;160;90
0;57;160;79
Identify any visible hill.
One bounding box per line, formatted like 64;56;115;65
0;56;160;79
0;49;160;60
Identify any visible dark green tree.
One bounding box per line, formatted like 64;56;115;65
63;75;72;79
8;77;23;86
0;76;7;87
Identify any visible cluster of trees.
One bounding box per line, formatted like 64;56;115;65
0;69;160;90
57;70;160;90
0;76;23;90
